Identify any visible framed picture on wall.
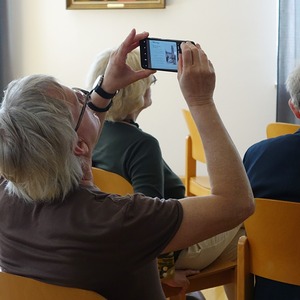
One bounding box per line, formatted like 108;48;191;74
66;0;165;9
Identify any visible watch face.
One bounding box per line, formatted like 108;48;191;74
92;75;103;89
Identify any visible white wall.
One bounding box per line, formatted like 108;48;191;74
7;0;278;176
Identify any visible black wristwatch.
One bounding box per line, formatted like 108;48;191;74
87;75;117;112
93;75;117;99
87;100;113;113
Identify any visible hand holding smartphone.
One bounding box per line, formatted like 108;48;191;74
139;37;194;72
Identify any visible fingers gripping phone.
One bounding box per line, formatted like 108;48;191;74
139;37;194;72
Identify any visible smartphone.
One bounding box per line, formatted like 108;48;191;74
139;37;194;72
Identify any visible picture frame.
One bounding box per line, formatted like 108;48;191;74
66;0;165;9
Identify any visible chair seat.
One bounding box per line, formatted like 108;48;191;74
189;176;211;196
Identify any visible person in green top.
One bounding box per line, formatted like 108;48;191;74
92;119;186;199
86;49;243;300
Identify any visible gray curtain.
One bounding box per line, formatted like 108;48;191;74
0;0;11;96
277;0;300;123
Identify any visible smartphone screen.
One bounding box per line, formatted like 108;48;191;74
140;38;193;72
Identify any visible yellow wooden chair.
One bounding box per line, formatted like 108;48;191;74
92;167;134;195
163;256;237;300
182;109;211;196
0;272;106;300
237;198;300;300
266;122;300;138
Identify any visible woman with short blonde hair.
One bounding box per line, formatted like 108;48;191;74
86;49;154;122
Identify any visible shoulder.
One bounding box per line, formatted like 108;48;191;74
128;194;182;212
73;185;180;207
122;194;184;238
244;138;270;157
245;133;300;157
72;186;183;225
243;133;300;170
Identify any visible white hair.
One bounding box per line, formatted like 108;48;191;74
286;64;300;109
0;74;82;202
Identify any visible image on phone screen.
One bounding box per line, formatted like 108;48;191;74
140;38;186;72
149;39;178;71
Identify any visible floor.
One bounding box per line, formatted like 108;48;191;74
202;286;228;300
166;287;228;300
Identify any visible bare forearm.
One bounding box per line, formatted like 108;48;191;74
189;102;252;202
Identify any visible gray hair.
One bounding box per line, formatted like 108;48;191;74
286;64;300;109
0;74;82;202
86;49;153;121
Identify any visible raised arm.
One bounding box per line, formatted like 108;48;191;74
163;42;254;253
88;29;155;129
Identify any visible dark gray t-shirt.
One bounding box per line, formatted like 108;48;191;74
0;180;183;300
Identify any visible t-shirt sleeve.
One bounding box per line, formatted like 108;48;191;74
118;193;183;268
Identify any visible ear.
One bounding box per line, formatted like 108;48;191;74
74;138;89;157
288;99;300;119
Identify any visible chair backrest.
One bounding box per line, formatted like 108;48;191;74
237;198;300;299
92;167;134;195
182;109;210;196
182;109;206;163
0;272;106;300
266;122;300;138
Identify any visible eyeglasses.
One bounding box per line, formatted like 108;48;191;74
72;88;91;132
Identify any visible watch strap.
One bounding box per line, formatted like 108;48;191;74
93;75;117;99
87;100;113;113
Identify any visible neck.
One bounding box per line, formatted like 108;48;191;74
123;118;139;128
80;158;94;186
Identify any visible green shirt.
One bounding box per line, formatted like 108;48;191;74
92;121;185;199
